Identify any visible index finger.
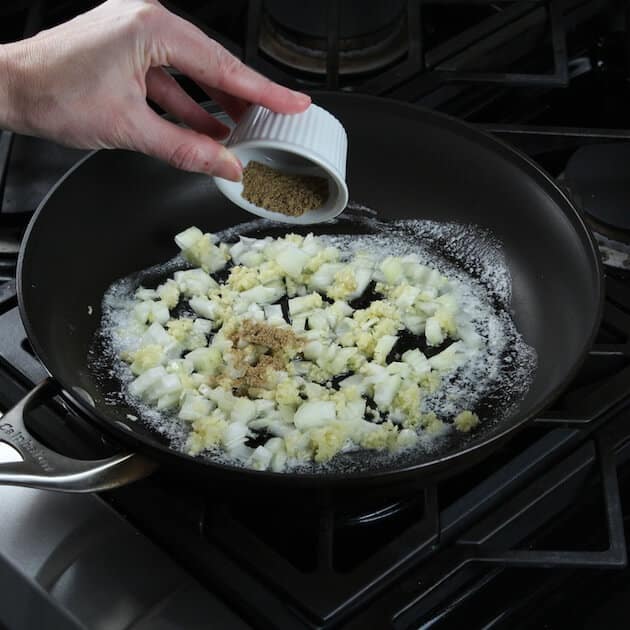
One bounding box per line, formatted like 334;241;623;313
155;10;311;114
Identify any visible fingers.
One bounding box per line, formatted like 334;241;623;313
154;11;310;114
201;86;250;122
145;67;230;139
130;108;242;180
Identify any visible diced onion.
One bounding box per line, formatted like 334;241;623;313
294;401;336;430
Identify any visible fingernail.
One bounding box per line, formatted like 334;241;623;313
215;147;242;182
291;90;311;106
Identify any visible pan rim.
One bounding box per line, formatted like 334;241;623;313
16;92;605;485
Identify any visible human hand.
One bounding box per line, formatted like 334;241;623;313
0;0;310;180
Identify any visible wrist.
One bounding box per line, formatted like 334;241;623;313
0;41;32;134
1;43;20;132
0;45;12;130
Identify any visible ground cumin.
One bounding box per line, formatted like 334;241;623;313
227;320;303;389
241;160;329;216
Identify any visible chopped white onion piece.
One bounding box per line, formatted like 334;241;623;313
206;387;236;412
174;269;217;297
309;263;344;292
136;288;157;301
428;341;467;372
229;240;247;262
288;293;322;316
230;398;257;424
395;285;421;309
166;357;194;376
134;301;152;324
263;304;284;324
373;374;401;409
403;314;426;335
271;450;287;473
141;322;172;348
178;394;214;421
276;245;311;278
239;251;264;267
151;301;170;325
157;391;180;411
425;316;445;346
301;233;321;255
128;366;168;398
303;340;324;360
246;304;265;321
330;347;358;373
193;318;213;335
347;267;373;300
264;437;284;454
308;310;329;332
247;446;273;471
240;285;284;305
381;257;404;284
293;316;307;331
373;335;397;365
153;373;182;397
402;349;431;375
175;226;204;250
397;428;418;448
163;341;184;362
339;399;366;423
294;401;336;430
254;399;276;415
339;374;368;394
224;423;250;452
189;296;217;320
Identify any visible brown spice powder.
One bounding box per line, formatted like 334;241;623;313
241;160;329;216
236;319;301;351
228;320;303;390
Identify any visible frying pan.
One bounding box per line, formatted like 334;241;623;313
0;93;603;498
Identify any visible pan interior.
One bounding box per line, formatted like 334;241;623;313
17;93;601;480
91;209;537;474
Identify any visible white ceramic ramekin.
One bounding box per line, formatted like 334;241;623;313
213;103;348;224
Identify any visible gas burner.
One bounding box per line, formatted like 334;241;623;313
561;181;630;269
591;232;630;270
259;0;407;76
200;489;430;580
564;144;630;231
566;207;630;270
558;144;630;269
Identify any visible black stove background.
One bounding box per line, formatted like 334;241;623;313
3;1;630;629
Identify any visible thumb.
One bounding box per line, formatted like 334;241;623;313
127;109;242;180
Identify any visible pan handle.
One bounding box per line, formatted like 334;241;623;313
0;378;157;492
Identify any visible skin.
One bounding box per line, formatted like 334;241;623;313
0;0;310;181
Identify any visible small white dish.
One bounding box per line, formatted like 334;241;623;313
214;104;348;224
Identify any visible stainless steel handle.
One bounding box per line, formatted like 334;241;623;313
0;378;157;492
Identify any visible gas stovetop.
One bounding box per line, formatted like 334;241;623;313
3;2;630;629
1;240;630;630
